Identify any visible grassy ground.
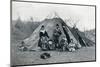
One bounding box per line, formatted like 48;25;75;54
11;40;95;66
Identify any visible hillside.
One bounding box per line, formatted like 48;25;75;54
11;19;41;40
84;29;95;43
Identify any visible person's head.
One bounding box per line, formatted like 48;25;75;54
48;40;53;44
70;39;73;42
21;41;24;44
41;25;45;30
62;37;67;43
21;41;25;46
56;24;59;29
62;37;67;41
63;26;65;28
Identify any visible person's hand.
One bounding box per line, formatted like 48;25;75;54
48;37;50;40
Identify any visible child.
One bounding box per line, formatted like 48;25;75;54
40;37;48;51
47;39;55;50
68;39;76;52
59;37;68;51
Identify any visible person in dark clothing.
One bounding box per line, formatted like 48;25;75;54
38;25;49;50
53;24;62;49
62;26;71;44
39;25;49;38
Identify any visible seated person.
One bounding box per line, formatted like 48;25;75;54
18;41;28;51
47;39;55;50
67;39;76;52
59;37;68;51
39;36;48;51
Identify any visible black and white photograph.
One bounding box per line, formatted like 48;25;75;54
11;0;96;66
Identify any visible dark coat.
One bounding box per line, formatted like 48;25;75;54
53;28;62;45
39;31;49;38
53;28;62;37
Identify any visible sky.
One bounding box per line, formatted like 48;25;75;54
12;1;95;31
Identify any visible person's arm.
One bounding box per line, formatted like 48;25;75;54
45;31;49;38
39;32;42;38
58;29;62;35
